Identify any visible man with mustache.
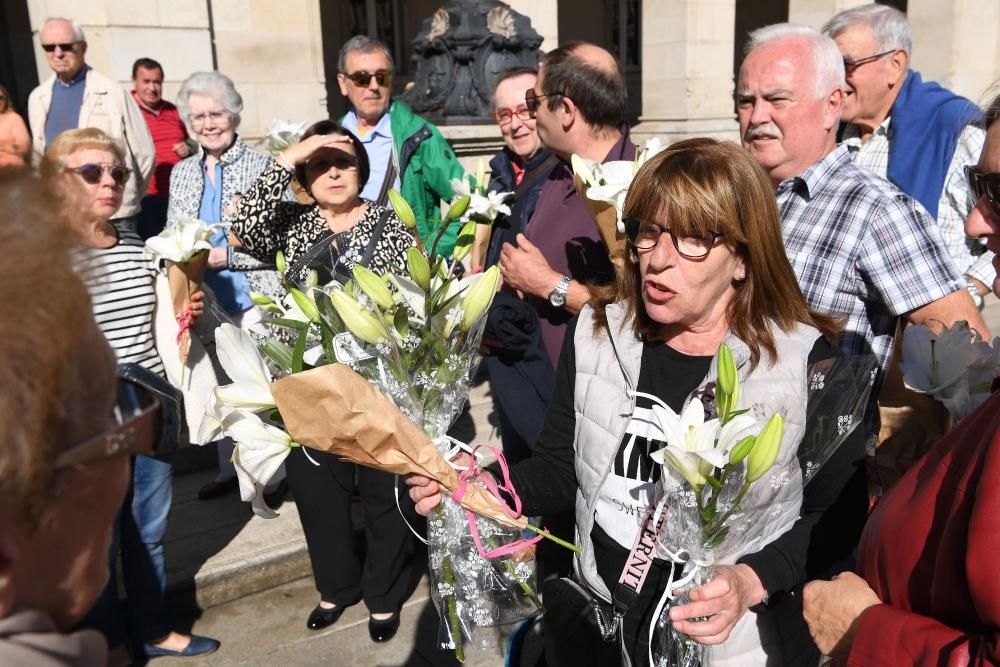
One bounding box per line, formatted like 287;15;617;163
737;24;987;485
336;36;464;257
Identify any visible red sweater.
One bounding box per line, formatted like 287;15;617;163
850;390;1000;666
132;93;187;198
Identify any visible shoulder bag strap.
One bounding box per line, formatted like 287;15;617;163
287;229;336;284
611;504;668;618
515;153;560;200
374;154;399;208
358;207;393;268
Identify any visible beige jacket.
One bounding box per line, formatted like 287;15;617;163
27;67;155;218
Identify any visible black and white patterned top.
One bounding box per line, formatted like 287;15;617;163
231;161;415;282
76;221;166;378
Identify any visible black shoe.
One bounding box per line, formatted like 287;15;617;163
368;612;400;643
307;604;346;631
197;477;238;500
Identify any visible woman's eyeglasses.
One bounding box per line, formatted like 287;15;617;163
55;379;162;470
68;164;130;187
493;106;532;126
966;165;1000;217
342;70;392;87
623;217;725;259
189;111;230;126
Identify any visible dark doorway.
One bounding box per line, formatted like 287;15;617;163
0;0;39;118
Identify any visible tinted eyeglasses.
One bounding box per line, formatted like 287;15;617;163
42;42;80;52
842;49;897;76
493;106;532;126
623;217;725;259
524;89;564;115
55;379;162;470
966;166;1000;217
342;69;392;87
68;164;130;187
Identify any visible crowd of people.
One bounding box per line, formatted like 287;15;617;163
1;4;999;666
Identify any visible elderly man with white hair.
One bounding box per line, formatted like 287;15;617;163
737;25;988;471
822;4;992;305
27;16;154;221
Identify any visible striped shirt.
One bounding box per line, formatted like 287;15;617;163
77;221;165;377
777;145;964;390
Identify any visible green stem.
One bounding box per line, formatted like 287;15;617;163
437;506;465;663
484;537;543;611
705;480;751;541
523;523;582;553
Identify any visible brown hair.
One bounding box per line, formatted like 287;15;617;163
40;127;127;181
591;138;840;369
295;120;370;193
0;169;111;536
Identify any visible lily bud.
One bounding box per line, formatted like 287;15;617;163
452;220;477;262
406;247;431;291
460;265;500;331
715;343;740;422
728;435;756;466
275;251;287;274
330;289;389;345
475;158;486;191
305;269;319;290
445;194;471;222
746;413;783;483
388;189;417;229
353;265;395;310
250;291;275;306
289;287;320;323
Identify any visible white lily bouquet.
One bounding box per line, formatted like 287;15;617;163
206;190;570;662
899;320;1000;422
570;137;666;266
265;118;307;154
449;158;513;271
145;217;218;373
642;344;876;667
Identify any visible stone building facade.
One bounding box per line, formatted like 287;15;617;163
3;0;998;170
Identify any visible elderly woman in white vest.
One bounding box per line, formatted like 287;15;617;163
408;138;868;666
167;71;287;501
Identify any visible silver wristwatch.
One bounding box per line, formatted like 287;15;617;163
548;275;571;308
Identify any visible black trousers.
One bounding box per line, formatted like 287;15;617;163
285;446;414;613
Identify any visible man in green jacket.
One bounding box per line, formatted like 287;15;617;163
337;35;464;257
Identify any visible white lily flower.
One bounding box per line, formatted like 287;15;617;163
214;323;275;410
900;322;992;395
266;119;307;152
197;391;233;445
145;216;218;263
637;137;667;165
466;189;513;222
571;154;599;185
649;400;728;492
226;410;295;518
450;177;472;197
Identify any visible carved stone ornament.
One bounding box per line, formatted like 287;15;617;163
400;0;543;124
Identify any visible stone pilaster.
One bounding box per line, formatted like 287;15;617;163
786;0;867;30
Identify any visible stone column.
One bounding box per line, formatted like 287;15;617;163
786;0;867;29
907;0;1000;102
633;0;739;145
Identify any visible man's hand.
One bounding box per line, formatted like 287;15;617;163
172;141;192;158
803;572;881;658
499;233;560;299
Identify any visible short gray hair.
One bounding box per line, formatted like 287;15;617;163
745;23;845;98
337;35;394;73
822;3;912;55
176;71;243;130
42;17;85;42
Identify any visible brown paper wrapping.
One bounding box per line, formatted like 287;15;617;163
166;252;208;365
573;173;627;272
470;222;492;271
271;364;528;529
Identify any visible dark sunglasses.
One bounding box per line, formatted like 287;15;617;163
966;165;1000;217
42;42;80;52
68;163;130;186
493;106;532;125
342;69;392;87
524;89;564;115
55;379;162;470
842;49;897;76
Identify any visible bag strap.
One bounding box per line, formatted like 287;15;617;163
359;207;393;268
515;153;559;200
374;153;398;208
611;505;668;617
287;229;336;282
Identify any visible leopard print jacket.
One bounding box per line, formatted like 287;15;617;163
231;161;415;282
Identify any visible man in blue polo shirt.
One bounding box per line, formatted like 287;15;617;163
28;17;154;223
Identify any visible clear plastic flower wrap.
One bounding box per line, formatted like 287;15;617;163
645;350;877;667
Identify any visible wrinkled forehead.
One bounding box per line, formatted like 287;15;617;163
739;43;813;95
345;49;392;72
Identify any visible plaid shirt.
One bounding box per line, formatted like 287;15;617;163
843;121;993;288
777;145;964;387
